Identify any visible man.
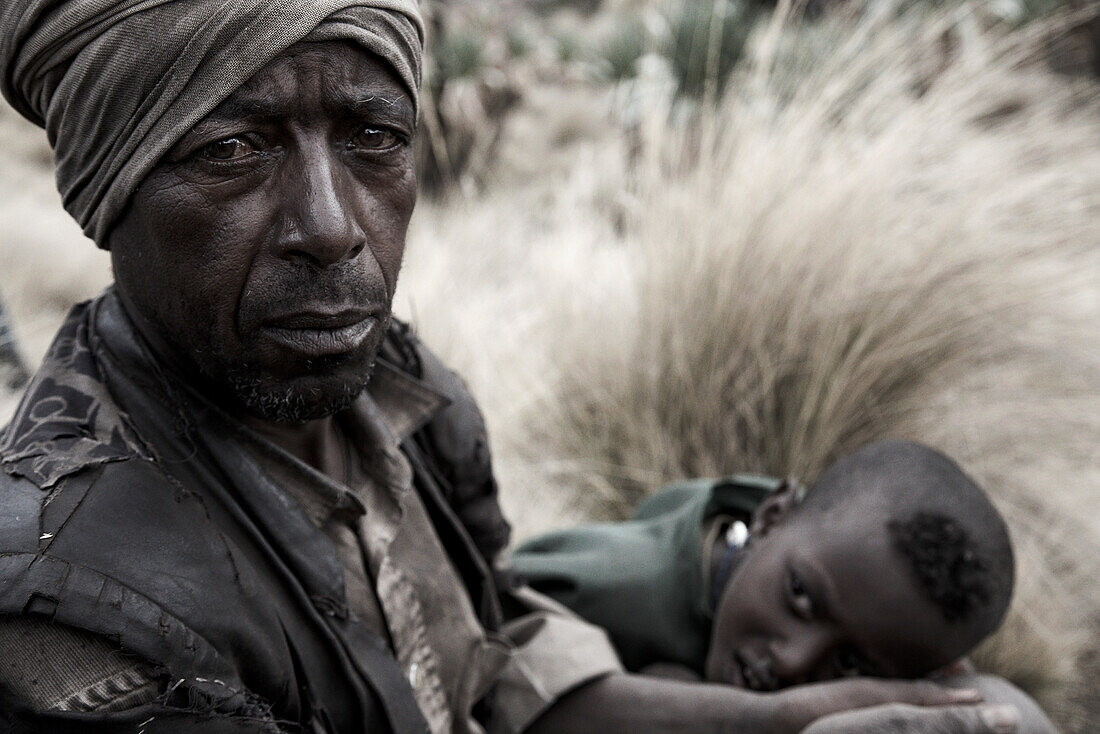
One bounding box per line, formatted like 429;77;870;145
0;1;1053;732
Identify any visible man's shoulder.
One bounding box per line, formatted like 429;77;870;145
0;293;172;557
0;456;258;686
377;319;513;562
0;296;151;491
0;456;223;565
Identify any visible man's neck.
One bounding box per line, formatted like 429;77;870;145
245;413;347;480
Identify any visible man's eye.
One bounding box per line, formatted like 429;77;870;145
201;137;256;161
787;569;814;618
348;127;401;151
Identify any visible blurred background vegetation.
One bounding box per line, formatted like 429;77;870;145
1;0;1098;729
414;0;1097;196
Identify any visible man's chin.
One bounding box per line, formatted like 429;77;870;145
225;368;374;424
205;324;386;424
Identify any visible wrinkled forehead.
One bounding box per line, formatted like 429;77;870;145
289;28;421;112
187;41;416;134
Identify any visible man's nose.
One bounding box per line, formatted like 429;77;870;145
278;142;366;267
769;627;838;684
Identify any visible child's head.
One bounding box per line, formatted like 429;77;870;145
705;440;1014;689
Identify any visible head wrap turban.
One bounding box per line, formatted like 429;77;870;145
0;0;424;246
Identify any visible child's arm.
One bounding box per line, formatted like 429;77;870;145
638;662;703;681
525;671;1002;734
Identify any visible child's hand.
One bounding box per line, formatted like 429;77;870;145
798;702;1019;734
758;677;986;734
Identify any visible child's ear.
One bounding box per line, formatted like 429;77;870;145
748;481;801;537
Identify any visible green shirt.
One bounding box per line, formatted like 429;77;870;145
512;475;782;673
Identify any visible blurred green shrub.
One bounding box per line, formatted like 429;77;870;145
599;19;649;80
669;0;760;98
437;28;486;79
418;1;524;195
506;26;532;59
555;29;585;63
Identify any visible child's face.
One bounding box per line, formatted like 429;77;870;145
704;498;978;689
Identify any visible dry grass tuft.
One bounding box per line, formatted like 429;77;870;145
405;4;1099;726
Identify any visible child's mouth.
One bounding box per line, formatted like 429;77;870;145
736;652;776;691
739;656;761;690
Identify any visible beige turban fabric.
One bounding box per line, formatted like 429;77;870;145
0;0;423;246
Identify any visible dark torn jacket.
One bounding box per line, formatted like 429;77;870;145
0;289;619;734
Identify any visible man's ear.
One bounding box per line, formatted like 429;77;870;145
748;482;801;537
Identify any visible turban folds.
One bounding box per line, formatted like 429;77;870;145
0;0;424;246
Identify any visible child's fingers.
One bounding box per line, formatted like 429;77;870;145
770;677;984;732
845;678;985;707
798;702;1020;734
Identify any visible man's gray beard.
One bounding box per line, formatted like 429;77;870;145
224;361;375;424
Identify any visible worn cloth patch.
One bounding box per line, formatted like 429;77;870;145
0;302;149;488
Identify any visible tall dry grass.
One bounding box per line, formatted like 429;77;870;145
401;4;1099;729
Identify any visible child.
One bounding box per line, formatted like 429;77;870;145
512;440;1014;690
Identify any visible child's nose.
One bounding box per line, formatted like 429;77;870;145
769;626;838;684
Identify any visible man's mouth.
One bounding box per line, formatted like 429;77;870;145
258;309;380;357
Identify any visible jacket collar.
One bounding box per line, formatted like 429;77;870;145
366;357;449;447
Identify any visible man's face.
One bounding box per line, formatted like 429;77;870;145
704;501;975;689
108;42;417;422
